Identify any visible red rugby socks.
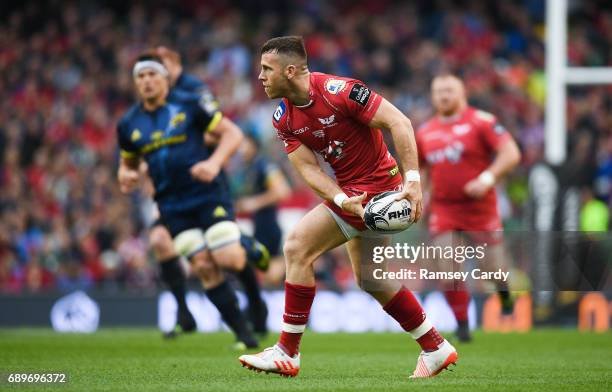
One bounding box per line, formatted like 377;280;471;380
444;289;470;323
278;282;316;357
383;286;444;352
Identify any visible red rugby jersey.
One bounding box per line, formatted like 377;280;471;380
273;72;401;194
417;106;512;211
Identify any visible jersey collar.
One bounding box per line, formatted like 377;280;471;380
437;107;469;124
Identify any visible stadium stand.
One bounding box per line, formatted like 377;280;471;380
1;0;611;293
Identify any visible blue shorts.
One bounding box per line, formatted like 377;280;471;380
157;202;235;237
253;215;282;257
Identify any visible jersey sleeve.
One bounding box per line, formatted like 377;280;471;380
415;128;427;167
253;158;281;190
272;100;301;154
116;118;140;159
194;91;223;133
475;110;513;152
262;161;283;188
175;73;206;93
337;80;383;125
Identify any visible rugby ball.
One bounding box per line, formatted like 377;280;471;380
364;191;413;233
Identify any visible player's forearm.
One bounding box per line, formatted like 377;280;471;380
243;190;284;211
118;158;142;193
296;163;343;202
485;140;521;182
207;118;243;167
389;117;420;173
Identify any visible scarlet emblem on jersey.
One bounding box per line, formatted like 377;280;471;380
273;101;286;123
324;79;347;95
318;115;335;126
348;84;371;106
452;124;471;135
425;141;465;164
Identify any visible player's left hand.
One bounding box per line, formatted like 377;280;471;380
463;178;492;199
395;182;423;223
190;160;221;183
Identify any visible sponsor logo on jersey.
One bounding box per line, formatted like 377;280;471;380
425;141;465;164
139;134;188;155
388;165;399;176
318;114;336;126
292;126;309;135
452;124;471;135
324;79;347;95
169;112;187;128
131;129;141;142
273;101;286;122
312;129;325;138
349;84;371;106
151;130;164;140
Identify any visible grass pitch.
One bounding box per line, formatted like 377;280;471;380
0;329;610;391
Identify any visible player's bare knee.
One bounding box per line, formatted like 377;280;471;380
149;226;176;259
283;234;313;266
211;245;246;271
191;252;213;277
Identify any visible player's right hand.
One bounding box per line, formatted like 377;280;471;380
190;159;221;183
341;192;367;219
394;181;423;223
118;167;140;193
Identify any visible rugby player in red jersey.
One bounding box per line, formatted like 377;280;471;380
417;74;521;342
238;36;457;379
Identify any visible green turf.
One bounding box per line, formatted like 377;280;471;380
0;329;610;391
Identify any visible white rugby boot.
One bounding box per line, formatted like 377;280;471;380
239;344;300;377
410;340;458;378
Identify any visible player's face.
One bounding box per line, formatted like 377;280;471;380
431;77;464;116
134;69;168;102
259;52;288;99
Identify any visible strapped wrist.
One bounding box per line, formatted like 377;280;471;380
478;170;495;187
404;170;420;182
333;193;348;209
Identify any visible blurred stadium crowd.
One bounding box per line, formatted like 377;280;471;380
1;0;611;293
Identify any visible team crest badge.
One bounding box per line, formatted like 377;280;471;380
130;129;141;142
169;112;186;128
325;79;347;95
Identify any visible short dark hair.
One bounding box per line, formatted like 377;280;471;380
261;36;307;61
